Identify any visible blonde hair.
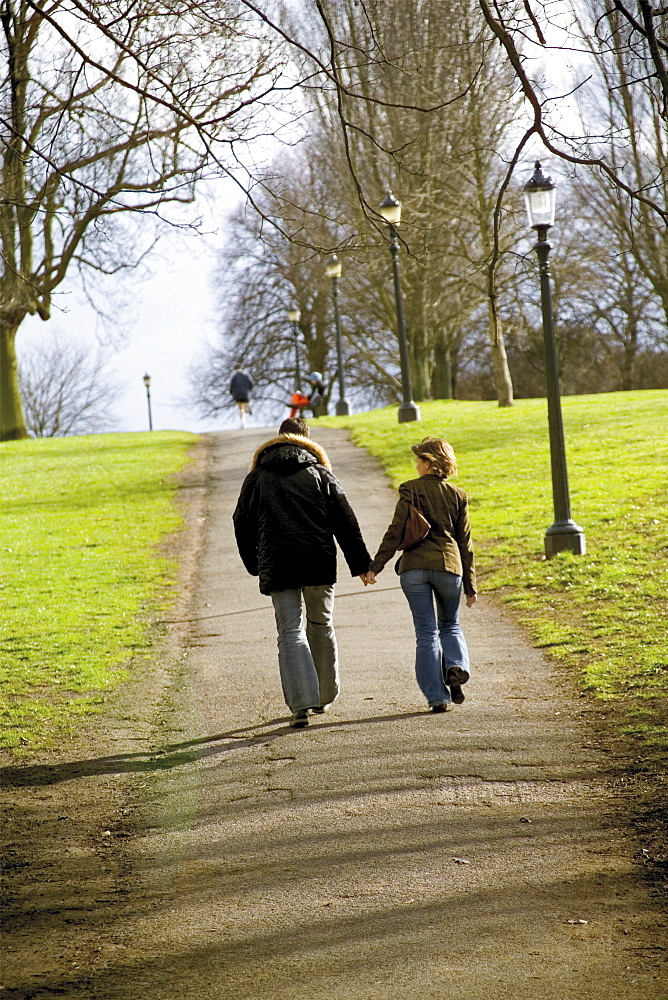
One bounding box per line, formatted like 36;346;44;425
411;436;457;478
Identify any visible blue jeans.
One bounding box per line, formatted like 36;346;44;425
400;569;470;706
271;586;339;712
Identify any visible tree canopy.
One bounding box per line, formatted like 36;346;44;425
3;1;666;437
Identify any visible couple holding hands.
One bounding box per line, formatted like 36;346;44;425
233;418;476;728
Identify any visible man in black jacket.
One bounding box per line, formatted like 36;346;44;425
229;368;253;428
233;428;371;727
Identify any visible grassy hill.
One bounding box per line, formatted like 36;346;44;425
0;431;195;748
2;392;665;755
320;390;668;752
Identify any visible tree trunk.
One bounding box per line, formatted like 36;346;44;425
411;339;431;400
488;300;514;407
621;321;639;391
431;330;453;398
408;276;431;401
1;323;28;440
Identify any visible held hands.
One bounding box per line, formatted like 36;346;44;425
361;571;472;600
360;570;469;596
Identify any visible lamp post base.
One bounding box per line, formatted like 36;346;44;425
544;521;586;558
398;401;421;423
335;399;351;416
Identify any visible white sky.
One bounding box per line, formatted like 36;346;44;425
18;244;227;435
15;183;268;436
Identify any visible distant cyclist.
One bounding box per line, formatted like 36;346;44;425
307;371;326;416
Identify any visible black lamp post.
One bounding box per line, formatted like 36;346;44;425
325;255;351;416
523;162;585;558
142;372;153;431
287;308;302;388
379;192;420;423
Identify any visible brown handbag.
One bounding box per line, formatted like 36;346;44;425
396;484;430;550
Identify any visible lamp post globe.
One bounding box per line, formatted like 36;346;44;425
378;191;420;423
325;255;350;416
325;255;342;280
523;162;585;558
142;373;153;431
287;307;302;389
523;160;557;230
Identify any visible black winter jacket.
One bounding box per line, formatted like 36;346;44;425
233;435;371;595
229;371;253;401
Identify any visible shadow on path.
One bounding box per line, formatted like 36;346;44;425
0;711;426;788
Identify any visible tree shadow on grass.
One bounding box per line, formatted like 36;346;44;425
0;711;427;788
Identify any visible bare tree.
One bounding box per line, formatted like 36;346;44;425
572;3;668;325
9;2;662;440
192;159;343;419
18;335;119;436
477;0;668;225
1;1;290;440
505;1;667;394
307;0;522;405
219;0;524;406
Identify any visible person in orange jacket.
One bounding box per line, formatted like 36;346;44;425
288;391;310;418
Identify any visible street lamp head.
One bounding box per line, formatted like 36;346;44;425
523;161;556;230
143;372;151;388
287;308;301;324
379;191;402;226
325;254;342;279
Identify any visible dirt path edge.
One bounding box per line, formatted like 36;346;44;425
0;434;214;989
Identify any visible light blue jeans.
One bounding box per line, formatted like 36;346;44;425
271;585;339;712
400;569;470;706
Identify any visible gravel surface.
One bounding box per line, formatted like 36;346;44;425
2;426;666;999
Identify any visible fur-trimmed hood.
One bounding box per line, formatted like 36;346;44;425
250;434;332;473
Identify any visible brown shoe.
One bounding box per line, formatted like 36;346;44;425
447;672;465;705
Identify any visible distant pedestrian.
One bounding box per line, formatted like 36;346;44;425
229;367;253;428
233;427;371;727
307;371;326;416
366;436;477;713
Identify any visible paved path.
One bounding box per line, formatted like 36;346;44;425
2;427;666;998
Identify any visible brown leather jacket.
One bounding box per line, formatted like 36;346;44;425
369;474;476;596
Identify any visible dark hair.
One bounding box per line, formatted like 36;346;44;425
279;417;310;437
411;436;457;478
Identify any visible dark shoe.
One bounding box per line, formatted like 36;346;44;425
311;705;329;715
448;679;465;704
430;702;452;713
446;666;469;683
447;669;467;704
289;709;309;728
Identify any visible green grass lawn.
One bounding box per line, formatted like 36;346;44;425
0;431;196;749
320;390;668;749
3;395;665;754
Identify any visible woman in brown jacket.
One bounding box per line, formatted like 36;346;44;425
367;436;477;713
